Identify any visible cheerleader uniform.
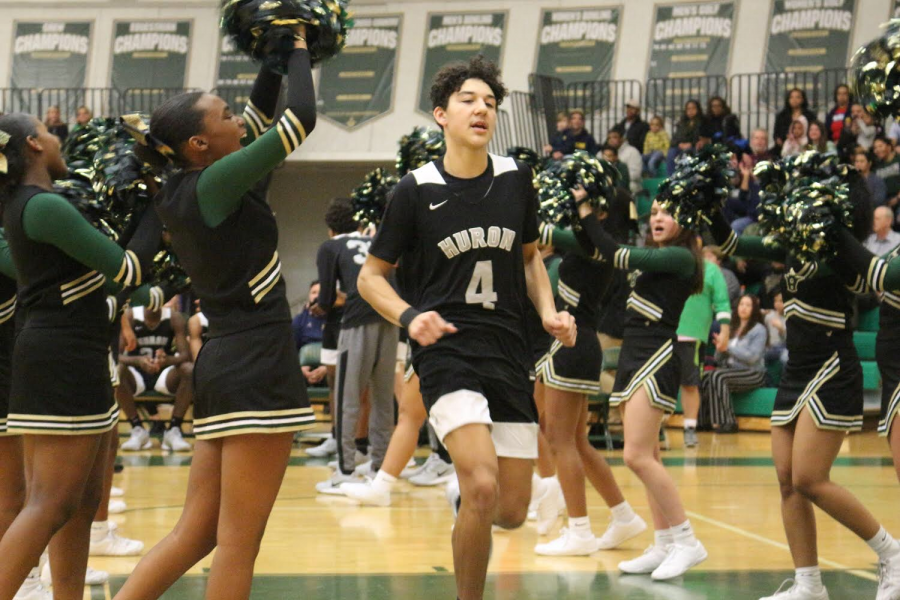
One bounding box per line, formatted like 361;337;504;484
0;232;17;436
154;49;316;440
2;187;144;435
577;214;698;413
712;215;864;431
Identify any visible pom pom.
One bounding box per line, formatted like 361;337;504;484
150;247;191;293
351;167;399;227
62;118;116;170
506;146;542;173
535;151;619;230
781;181;854;262
396;127;445;177
54;170;118;241
656;144;736;229
220;0;353;71
850;20;900;119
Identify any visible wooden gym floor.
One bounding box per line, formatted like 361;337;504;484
86;427;899;599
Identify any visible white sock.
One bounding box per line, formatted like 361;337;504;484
568;516;592;538
671;520;698;546
654;528;674;548
683;419;698;429
795;566;823;590
531;473;549;502
372;470;396;493
610;501;636;523
867;526;900;560
90;520;109;542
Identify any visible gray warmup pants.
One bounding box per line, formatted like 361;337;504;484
335;320;399;474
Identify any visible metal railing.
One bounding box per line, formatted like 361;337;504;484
565;80;643;144
120;88;200;114
645;76;728;126
38;88;120;122
0;88;40;115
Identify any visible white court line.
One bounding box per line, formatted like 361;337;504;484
686;510;878;582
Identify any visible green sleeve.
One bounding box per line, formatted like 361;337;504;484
709;264;732;323
538;222;594;259
615;245;696;277
546;255;562;296
732;236;787;262
0;230;17;280
23;193;142;287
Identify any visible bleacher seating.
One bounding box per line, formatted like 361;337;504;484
299;342;330;404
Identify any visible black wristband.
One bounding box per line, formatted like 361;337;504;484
399;307;421;328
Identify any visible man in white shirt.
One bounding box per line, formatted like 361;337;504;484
865;206;900;255
605;130;642;196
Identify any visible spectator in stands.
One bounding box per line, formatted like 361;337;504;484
852;103;879;150
667;99;703;175
601;145;630;191
764;292;788;368
855;150;887;207
544;111;569;156
611;98;649;152
43;105;68;143
748;128;773;165
807;120;836;153
642;115;669;175
704;246;741;306
73;105;93;131
773;88;816;154
700;294;768;433
824;84;853;142
699;95;741;146
724;160;761;235
864;205;900;254
550;108;599;158
780;117;809;157
293;281;327;385
874;136;900;211
605;129;642;195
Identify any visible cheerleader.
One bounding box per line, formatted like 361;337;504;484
575;194;708;580
0;113;153;599
706;176;900;600
111;29;316;600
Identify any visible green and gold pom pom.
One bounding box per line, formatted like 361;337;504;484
351;167;399;227
506;146;543;174
396;127;445;177
781;181;853;262
54;169;118;241
850;19;900;119
656;144;735;230
535;151;619;230
150;248;191;293
220;0;353;71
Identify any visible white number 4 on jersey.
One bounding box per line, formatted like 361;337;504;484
466;260;497;310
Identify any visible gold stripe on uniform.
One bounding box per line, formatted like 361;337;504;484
249;252;280;287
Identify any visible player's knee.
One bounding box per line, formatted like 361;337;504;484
0;481;25;518
622;444;653;475
28;493;81;531
495;501;528;530
774;466;795;499
462;468;500;515
177;361;194;380
791;472;825;502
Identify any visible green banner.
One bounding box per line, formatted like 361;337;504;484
764;0;855;73
111;21;191;89
11;21;91;89
648;2;734;79
215;35;257;110
318;15;401;130
533;7;619;85
418;11;506;116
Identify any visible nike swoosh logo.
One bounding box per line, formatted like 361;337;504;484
429;200;449;210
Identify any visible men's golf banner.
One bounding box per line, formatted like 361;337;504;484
418;11;506;116
318;15;402;130
111;21;192;90
648;2;734;79
533;7;620;86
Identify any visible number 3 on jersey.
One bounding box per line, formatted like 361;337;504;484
466;260;497;310
347;240;371;265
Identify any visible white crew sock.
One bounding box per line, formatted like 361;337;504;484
610;501;636;523
654;528;674;548
867;526;900;560
671;520;698;546
530;473;547;502
683;419;698;429
568;516;593;538
90;520;109;543
371;470;397;493
795;565;824;590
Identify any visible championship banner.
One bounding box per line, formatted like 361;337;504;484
764;0;855;73
318;15;401;130
215;35;257;109
417;11;506;116
648;2;734;79
111;21;192;89
11;21;91;89
533;7;620;86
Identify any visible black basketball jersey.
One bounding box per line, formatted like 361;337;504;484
3;186;107;332
155;171;289;338
126;307;176;359
624;267;694;333
370;154;539;383
556;253;614;328
0;273;17;369
780;257;856;351
316;232;380;328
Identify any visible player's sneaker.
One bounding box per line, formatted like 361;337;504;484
89;529;144;556
878;554;900;600
110;486;124;497
409;455;455;486
353;460;377;479
306;436;337;457
760;580;829;599
651;540;708;580
108;499;127;514
342;480;392;507
534;528;601;556
121;426;151;451
40;563;108;586
684;427;699;448
315;471;359;496
399;457;422;479
162;428;191;452
445;474;461;519
327;451;367;470
597;514;647;549
534;477;561;535
618;544;671;574
13;569;51;600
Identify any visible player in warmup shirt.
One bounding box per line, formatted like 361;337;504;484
358;56;576;600
118;305;193;452
315;198;399;492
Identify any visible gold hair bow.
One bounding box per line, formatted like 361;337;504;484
0;130;10;175
120;114;176;159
